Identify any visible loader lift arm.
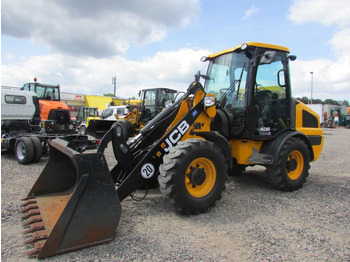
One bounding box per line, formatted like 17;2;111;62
98;81;207;201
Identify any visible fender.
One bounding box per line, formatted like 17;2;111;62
193;131;233;168
259;130;314;165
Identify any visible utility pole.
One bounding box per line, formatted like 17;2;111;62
112;76;117;97
310;72;313;104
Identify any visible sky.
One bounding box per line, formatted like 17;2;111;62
1;0;350;102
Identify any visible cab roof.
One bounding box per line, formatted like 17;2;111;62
208;42;290;59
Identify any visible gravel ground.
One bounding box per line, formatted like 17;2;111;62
1;128;350;262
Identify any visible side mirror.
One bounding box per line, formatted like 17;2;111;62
288;55;297;61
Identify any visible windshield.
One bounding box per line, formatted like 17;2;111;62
88;108;99;117
33;84;60;101
204;51;250;106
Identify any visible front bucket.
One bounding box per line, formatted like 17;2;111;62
20;138;121;258
87;120;116;139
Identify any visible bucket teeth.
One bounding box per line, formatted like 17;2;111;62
21;196;47;258
22;215;43;226
22;222;45;234
25;240;45;257
21;208;41;219
21;199;37;207
24;231;48;244
20;204;39;213
21;196;35;201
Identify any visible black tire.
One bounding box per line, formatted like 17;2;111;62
15;137;34;165
118;120;132;139
159;139;228;214
29;137;42;163
79;125;86;135
144;174;159;189
266;137;310;191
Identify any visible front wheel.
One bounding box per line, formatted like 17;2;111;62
159;139;228;214
266;137;310;191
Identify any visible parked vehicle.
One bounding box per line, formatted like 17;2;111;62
21;42;323;258
21;78;77;134
1;89;96;164
76;107;101;135
102;105;130;120
88;88;179;138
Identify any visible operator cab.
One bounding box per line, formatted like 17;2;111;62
140;88;178;122
22;79;60;102
76;107;99;123
203;42;295;140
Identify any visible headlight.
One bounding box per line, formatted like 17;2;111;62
241;43;248;50
204;96;216;107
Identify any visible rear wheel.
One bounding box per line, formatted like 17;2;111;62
15;137;34;165
159;139;228;214
29;137;42;163
267;137;310;191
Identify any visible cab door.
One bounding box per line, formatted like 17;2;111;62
251;49;291;138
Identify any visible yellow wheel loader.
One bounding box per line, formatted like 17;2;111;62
76;106;102;135
87;87;179;139
21;42;324;258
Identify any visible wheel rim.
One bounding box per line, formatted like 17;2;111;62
185;157;216;198
80;126;86;135
286;150;304;180
16;142;26;160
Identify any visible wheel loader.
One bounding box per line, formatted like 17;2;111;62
87;87;179;139
20;42;324;258
76;106;101;135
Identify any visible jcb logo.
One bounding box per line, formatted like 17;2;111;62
164;120;190;153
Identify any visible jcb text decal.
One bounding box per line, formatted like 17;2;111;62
164;120;190;153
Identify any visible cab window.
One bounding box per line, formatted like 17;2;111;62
253;50;288;136
5;95;27;104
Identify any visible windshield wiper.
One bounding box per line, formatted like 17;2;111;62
235;62;246;101
218;79;239;107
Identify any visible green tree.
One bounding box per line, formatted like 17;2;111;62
313;98;323;104
324;99;340;105
295;96;309;104
341;100;349;106
103;93;114;97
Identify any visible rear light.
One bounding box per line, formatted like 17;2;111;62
96;139;101;145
